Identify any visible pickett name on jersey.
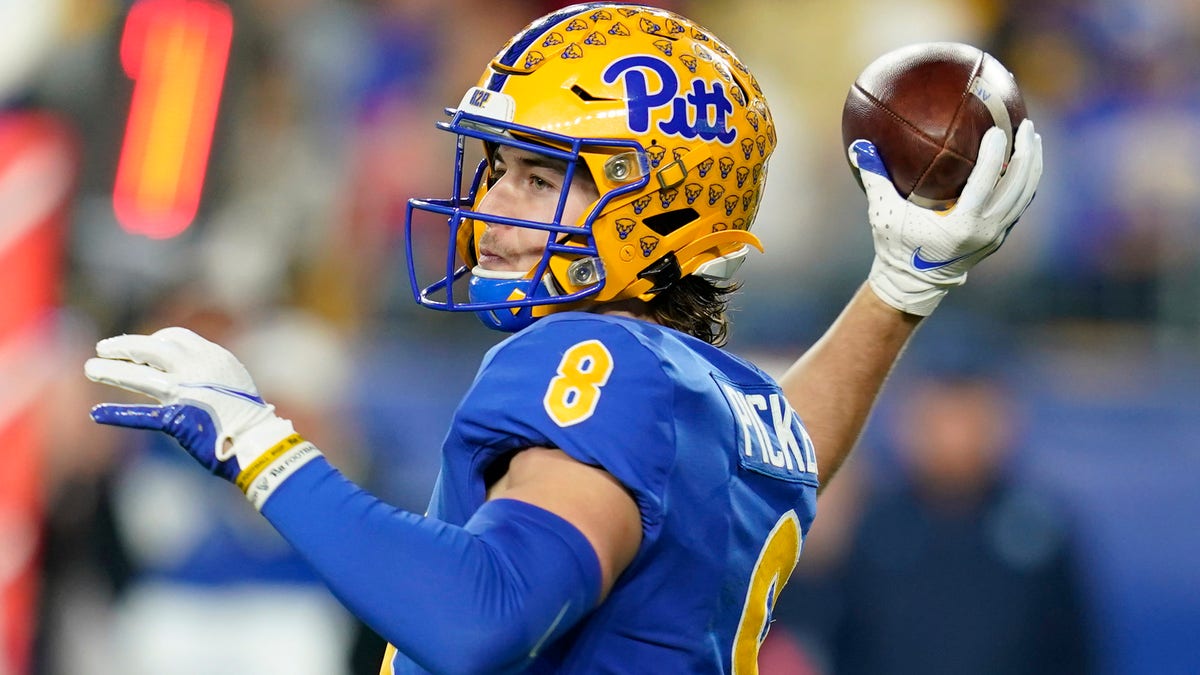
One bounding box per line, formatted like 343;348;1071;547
715;378;817;482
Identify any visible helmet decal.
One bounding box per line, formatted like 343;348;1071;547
708;184;726;206
645;144;666;167
601;55;736;144
729;83;747;106
638;17;662;35
524;51;545;69
659;187;679;209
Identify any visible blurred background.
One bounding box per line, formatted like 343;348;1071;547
1;0;1198;673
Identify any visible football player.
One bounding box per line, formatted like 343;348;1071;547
85;4;1041;673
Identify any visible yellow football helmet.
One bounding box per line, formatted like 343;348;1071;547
405;3;776;331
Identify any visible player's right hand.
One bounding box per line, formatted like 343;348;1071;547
85;327;319;508
849;118;1042;316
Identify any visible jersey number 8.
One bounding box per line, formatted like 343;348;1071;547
544;340;614;427
732;510;802;674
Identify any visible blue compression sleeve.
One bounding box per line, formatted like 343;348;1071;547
259;456;602;674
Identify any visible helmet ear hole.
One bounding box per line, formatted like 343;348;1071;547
643;208;699;236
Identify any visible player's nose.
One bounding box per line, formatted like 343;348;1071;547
477;175;522;222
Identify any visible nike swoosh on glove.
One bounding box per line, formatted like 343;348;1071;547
849;118;1043;316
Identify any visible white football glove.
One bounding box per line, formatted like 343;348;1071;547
85;326;321;509
849;118;1043;315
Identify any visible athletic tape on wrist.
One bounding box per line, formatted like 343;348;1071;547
236;433;323;510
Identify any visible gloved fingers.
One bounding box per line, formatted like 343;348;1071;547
151;326;223;358
957;126;1007;214
984;120;1039;222
1012;118;1038;169
95;332;182;372
85;357;176;402
90;403;169;431
1005;127;1042;225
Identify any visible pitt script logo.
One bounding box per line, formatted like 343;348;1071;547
601;55;736;144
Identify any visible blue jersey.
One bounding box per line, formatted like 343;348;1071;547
384;313;818;673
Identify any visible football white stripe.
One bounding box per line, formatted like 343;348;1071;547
969;61;1015;160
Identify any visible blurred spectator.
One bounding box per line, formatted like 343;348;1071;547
987;0;1200;331
774;314;1097;675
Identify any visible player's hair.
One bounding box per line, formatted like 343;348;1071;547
648;276;738;347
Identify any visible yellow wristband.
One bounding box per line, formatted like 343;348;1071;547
235;433;306;492
236;434;322;510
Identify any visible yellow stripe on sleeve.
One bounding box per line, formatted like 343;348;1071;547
378;643;398;675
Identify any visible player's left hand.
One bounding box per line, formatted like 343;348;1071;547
85;327;297;485
849;118;1043;316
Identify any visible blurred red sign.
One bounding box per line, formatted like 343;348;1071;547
114;0;232;239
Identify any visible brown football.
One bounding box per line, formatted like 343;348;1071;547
841;42;1026;208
